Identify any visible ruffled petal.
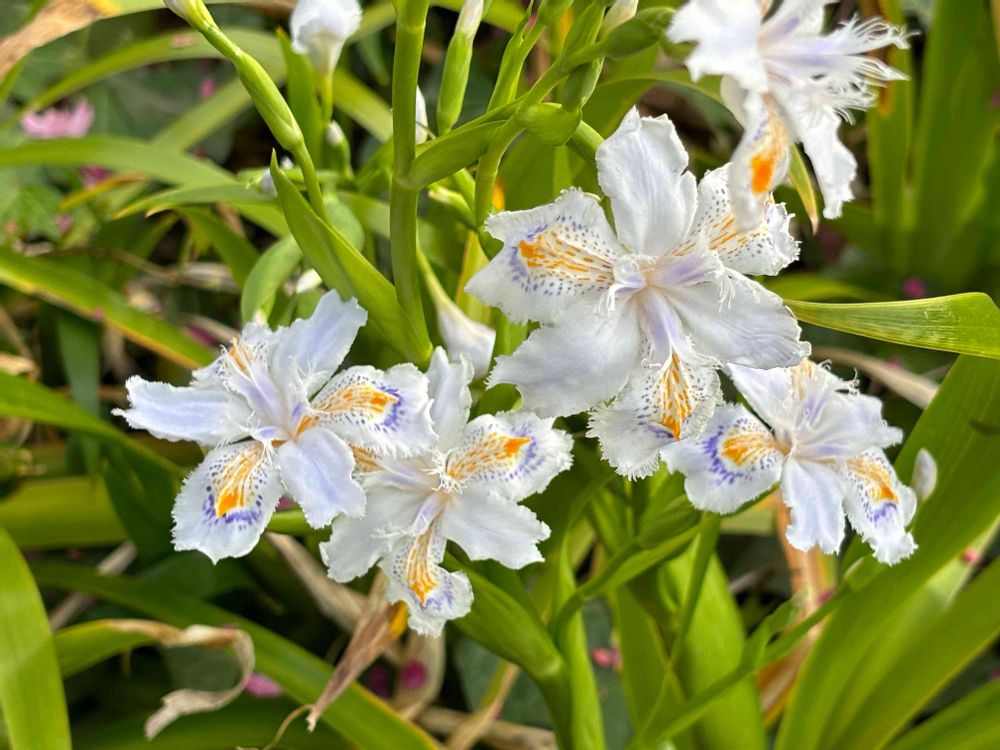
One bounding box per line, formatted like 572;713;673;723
172;441;283;563
776;91;856;220
382;523;473;637
725;362;798;432
470;188;622;324
667;0;770;94
320;485;433;582
441;487;550;569
309;363;435;456
277;427;365;525
841;449;917;564
446;411;573;503
670;272;809;369
727;89;792;232
596;109;698;255
426;347;473;453
588;356;722;479
798;390;903;462
779;457;846;554
664;403;784;512
269;292;367;395
116;377;251;446
488;301;643;417
691;165;799;275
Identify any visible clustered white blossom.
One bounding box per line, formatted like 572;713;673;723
124;0;924;634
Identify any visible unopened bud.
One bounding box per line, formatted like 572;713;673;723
431;287;495;378
163;0;215;28
602;0;638;34
291;0;362;76
606;8;674;59
456;0;484;40
415;87;430;144
326;120;345;147
912;448;937;501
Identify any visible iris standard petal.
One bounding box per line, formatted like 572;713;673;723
277;427;366;524
488;300;643;417
269;291;367;396
670;272;809;369
441;487;550;569
666;0;769;94
779;457;847;555
426;347;474;452
596;109;697;255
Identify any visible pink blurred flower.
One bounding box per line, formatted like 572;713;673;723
245;672;283;697
199;76;217;99
961;548;983;566
400;660;428;690
590;647;622;670
902;276;927;299
276;495;296;512
57;214;73;233
21;100;94;139
79;166;111;189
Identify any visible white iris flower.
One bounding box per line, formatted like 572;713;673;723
667;0;909;228
290;0;363;76
116;292;435;563
322;349;572;636
666;359;918;564
467;108;808;479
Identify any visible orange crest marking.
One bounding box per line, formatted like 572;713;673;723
848;456;899;504
517;231;614;284
214;444;264;518
722;430;777;467
405;529;439;604
658;357;693;440
447;432;532;484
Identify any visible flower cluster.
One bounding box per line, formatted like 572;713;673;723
121;0;926;636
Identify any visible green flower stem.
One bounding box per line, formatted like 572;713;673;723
178;2;327;219
407;40;607;191
390;0;432;356
668;513;722;668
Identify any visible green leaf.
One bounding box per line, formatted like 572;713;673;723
0;525;71;750
786;294;1000;358
0;247;215;369
73;699;346;750
909;0;1000;286
827;558;1000;750
0;370;177;472
776;355;1000;750
30;561;440;750
240;235;302;323
54;620;158;679
269;156;430;363
177;207;259;287
0;476;125;549
887;679;1000;750
766;273;885;303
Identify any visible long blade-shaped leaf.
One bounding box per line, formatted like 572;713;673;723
0;248;214;369
0;525;71;750
787;294;1000;358
30;561;441;750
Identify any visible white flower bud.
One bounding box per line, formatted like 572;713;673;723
912;448;937;501
415;87;430;144
456;0;484;41
433;291;495;378
603;0;638;34
291;0;362;77
163;0;214;27
325;120;345;147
